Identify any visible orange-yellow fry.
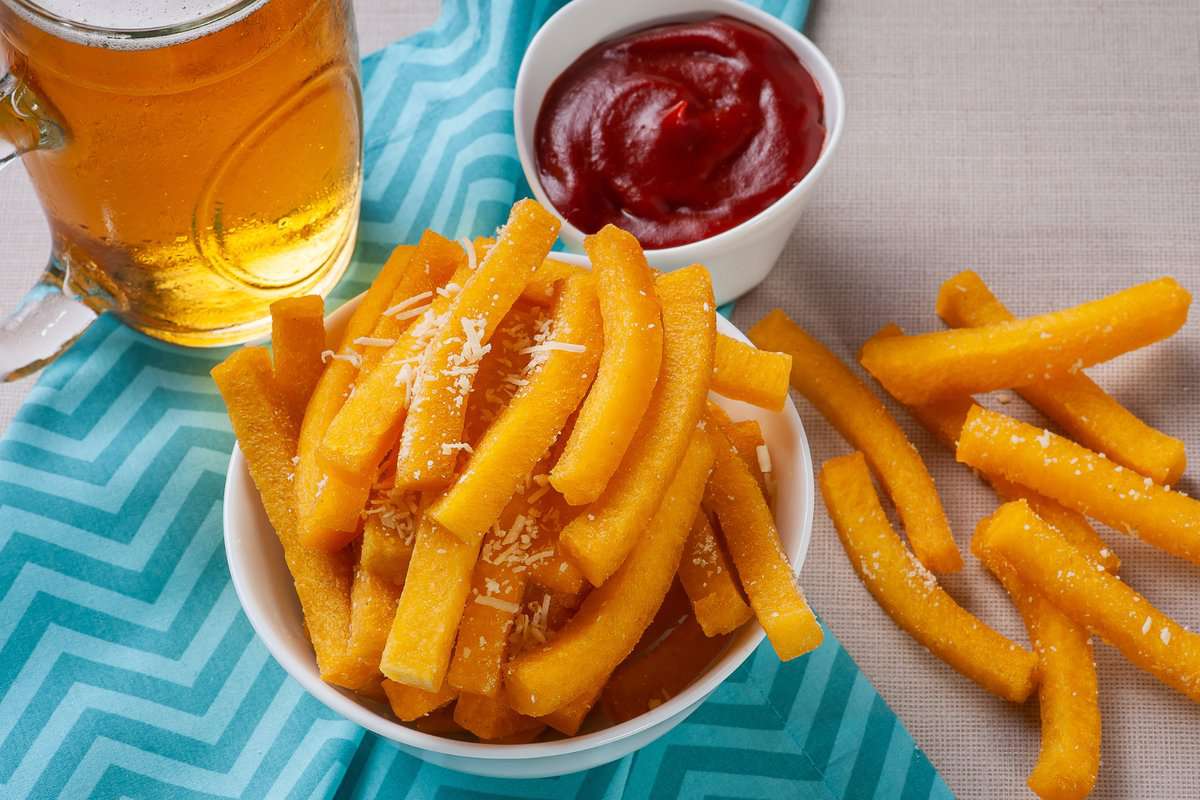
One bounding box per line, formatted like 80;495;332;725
211;348;356;684
429;274;602;541
506;431;715;716
540;682;603;736
711;334;792;411
973;532;1100;800
938;270;1187;485
863;324;1119;574
338;555;404;691
559;265;716;586
382;679;458;722
677;512;753;637
957;405;1200;565
520;256;585;307
602;615;730;724
818;452;1037;702
550;225;664;506
704;425;823;660
294;245;415;550
860;276;1191;406
380;517;483;691
750;310;961;573
395;199;560;491
453;693;543;741
410;706;463;735
726;419;768;493
359;496;418;584
975;500;1200;704
269;295;326;426
447;525;528;698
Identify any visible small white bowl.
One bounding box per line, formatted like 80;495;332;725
222;252;815;778
514;0;845;305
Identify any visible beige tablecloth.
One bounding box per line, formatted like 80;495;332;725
3;1;1199;797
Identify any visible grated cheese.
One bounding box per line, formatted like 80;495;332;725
353;336;397;348
474;595;521;614
756;443;773;474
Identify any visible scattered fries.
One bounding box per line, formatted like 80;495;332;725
860;276;1191;405
818;452;1037;702
711;334;792;411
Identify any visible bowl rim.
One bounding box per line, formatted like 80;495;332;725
513;0;846;257
222;255;815;762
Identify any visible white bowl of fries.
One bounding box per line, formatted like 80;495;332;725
220;204;816;779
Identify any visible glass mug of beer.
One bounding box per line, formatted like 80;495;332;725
0;0;362;379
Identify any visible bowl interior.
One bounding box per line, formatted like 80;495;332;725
222;253;815;766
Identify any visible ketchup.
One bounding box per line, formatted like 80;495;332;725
534;16;825;249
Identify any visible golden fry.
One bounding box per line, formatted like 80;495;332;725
559;265;716;586
860;276;1191;405
382;679;457;722
748;309;961;572
339;552;404;691
819;452;1037;702
551;225;663;506
269;295;326;426
974;500;1200;704
957;405;1200;565
677;511;753;637
453;693;543;741
711;334;792;411
938;270;1186;484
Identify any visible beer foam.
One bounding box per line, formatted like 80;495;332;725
12;0;271;49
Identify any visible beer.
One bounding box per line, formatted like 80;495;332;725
0;0;362;345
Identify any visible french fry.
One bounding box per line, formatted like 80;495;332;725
859;276;1191;406
602;615;730;724
559;265;716;586
359;493;419;584
749;310;961;572
380;517;483;691
938;270;1187;485
269;295;326;426
864;324;1119;573
521;256;585;307
294;245;417;550
957;405;1200;565
453;692;543;741
677;512;753;637
711;334;792;411
429;274;602;540
382;679;457;722
973;531;1100;800
704;424;823;660
726;419;768;493
550;225;664;506
211;348;356;684
460;303;544;447
446;522;529;697
818;452;1037;702
974;500;1200;704
410;706;463;735
540;683;604;737
394;199;560;491
338;550;405;691
507;431;715;716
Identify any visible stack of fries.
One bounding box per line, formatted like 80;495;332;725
213;199;822;743
754;271;1194;800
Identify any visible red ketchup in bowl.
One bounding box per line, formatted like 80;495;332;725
534;15;826;250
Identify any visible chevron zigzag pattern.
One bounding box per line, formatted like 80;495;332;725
0;1;953;797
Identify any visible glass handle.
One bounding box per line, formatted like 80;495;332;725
0;71;93;381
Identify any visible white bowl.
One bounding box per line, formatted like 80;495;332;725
222;252;815;778
513;0;845;305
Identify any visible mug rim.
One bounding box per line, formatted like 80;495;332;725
2;0;266;40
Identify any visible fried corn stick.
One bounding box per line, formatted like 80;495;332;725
212;348;356;684
818;452;1037;702
677;512;753;637
269;295;326;426
410;706;462;735
711;334;792;411
294;245;417;550
430;274;602;540
559;265;716;586
957;405;1200;565
520;256;584;307
338;554;405;691
749;310;961;572
865;324;1119;573
453;693;543;741
602;615;730;724
394;199;560;491
938;270;1186;484
540;683;604;736
359;493;419;584
704;424;823;660
859;276;1191;405
380;517;483;691
726;419;769;493
975;500;1200;703
551;225;664;506
973;529;1100;800
507;432;714;716
382;679;458;722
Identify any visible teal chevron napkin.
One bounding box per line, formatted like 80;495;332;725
0;1;954;798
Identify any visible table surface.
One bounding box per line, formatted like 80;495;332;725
4;2;1200;798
